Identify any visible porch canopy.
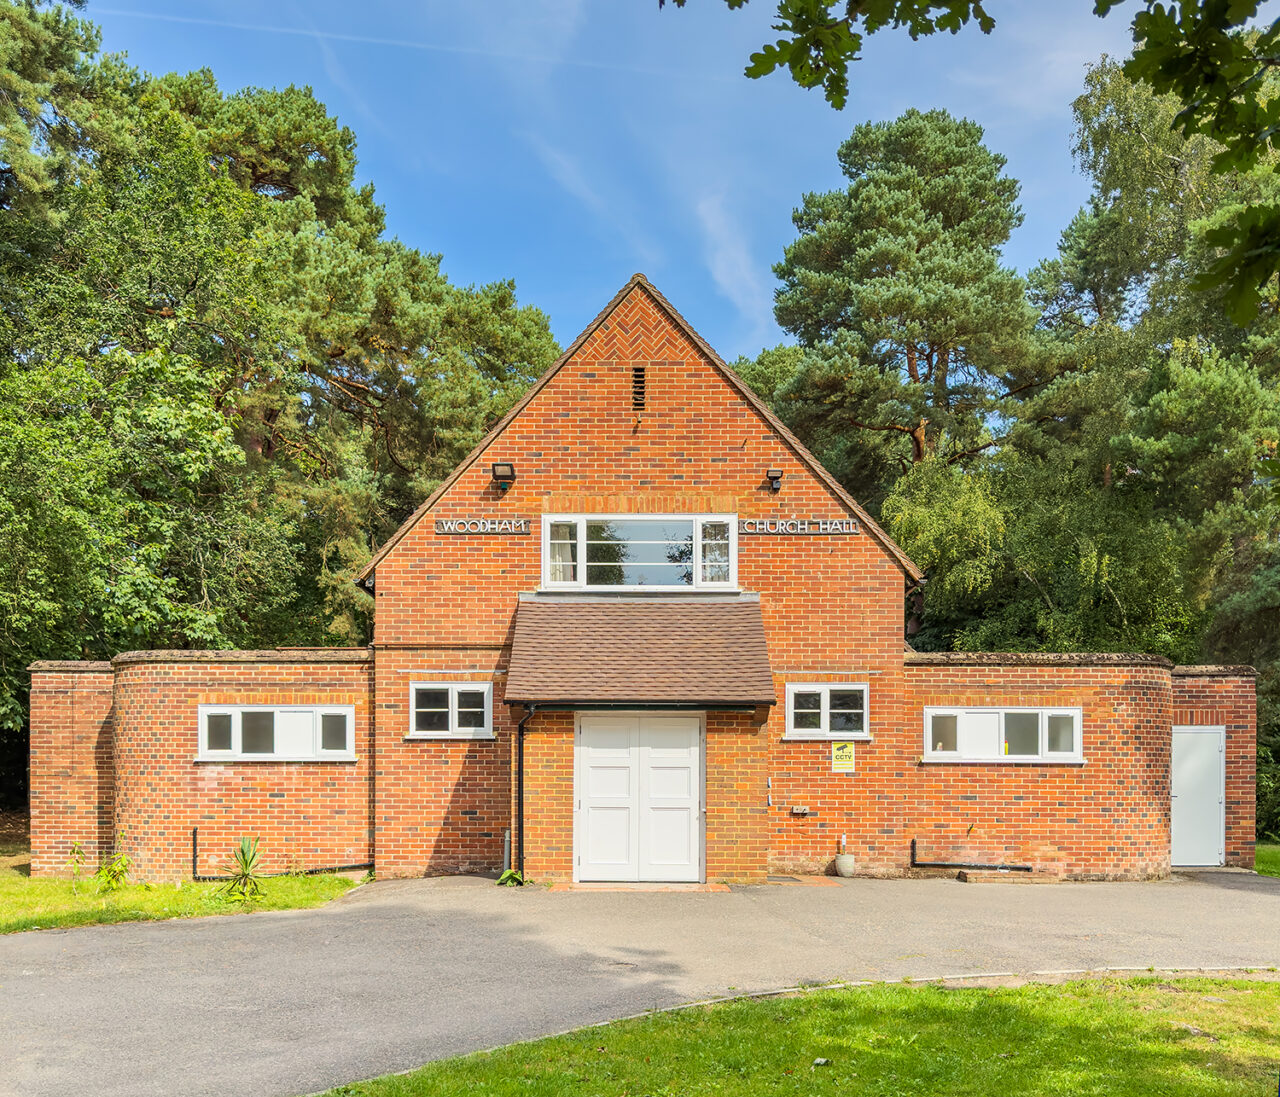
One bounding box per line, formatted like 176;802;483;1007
504;595;776;707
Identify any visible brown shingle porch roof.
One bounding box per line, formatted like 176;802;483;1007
504;596;776;706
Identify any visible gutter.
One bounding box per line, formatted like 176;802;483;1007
504;701;764;712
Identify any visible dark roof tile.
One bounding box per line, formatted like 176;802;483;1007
505;598;775;705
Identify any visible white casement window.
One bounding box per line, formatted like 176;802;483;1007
407;682;494;740
783;683;871;740
197;705;356;761
541;514;737;591
922;707;1083;763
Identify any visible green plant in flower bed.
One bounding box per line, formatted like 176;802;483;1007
94;847;131;892
0;872;355;934
1256;843;1280;879
320;977;1280;1097
0;820;355;933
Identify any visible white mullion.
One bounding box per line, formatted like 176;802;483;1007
698;514;706;589
728;517;738;588
696;516;708;589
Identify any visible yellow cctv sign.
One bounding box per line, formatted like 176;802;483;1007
831;741;855;773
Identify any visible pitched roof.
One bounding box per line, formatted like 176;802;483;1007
503;596;776;705
357;273;922;583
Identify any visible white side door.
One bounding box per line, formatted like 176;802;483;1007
1171;726;1225;867
577;716;640;881
637;715;702;882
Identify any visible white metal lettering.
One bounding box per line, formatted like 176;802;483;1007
738;517;861;535
435;517;531;535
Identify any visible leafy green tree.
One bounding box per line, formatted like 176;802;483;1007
884;455;1205;660
0;0;103;217
0;6;561;804
663;1;1280;318
658;1;993;110
764;109;1035;502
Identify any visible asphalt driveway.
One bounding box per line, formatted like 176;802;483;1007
3;870;1279;1097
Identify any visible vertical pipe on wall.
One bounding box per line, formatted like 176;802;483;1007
515;704;537;878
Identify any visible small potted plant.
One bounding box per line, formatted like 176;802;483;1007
834;835;856;878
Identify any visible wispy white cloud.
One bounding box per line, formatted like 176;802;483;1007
525;134;662;267
944;15;1131;122
694;191;773;354
94;6;715;83
289;3;394;142
479;0;589;113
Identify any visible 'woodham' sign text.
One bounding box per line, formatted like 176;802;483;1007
435;517;531;535
738;518;861;535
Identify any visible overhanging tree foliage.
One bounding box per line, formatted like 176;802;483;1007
661;0;1280;321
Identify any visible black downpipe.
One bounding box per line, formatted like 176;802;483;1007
191;827;372;882
909;837;1032;873
515;703;538;878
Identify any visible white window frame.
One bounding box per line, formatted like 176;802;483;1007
407;681;495;740
540;513;738;592
782;683;871;741
921;706;1084;764
196;704;356;762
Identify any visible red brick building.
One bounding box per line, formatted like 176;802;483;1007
28;275;1257;884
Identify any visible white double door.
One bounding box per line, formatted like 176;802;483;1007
576;714;703;882
1171;726;1226;867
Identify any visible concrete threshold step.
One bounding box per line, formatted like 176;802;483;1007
957;869;1060;884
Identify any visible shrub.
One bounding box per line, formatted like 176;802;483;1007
218;837;264;900
95;848;130;892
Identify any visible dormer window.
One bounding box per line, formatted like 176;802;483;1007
542;514;737;591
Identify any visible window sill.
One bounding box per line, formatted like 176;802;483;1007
782;733;873;742
195;755;357;764
919;757;1086;766
535;588;743;597
404;733;497;742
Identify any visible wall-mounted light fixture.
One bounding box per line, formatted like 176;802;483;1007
766;468;784;493
491;462;517;491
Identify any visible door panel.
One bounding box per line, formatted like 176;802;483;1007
577;714;703;882
578;717;640;880
637;716;700;881
586;765;631;799
1171;728;1224;867
585;806;633;867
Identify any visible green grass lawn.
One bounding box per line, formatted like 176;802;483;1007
1255;843;1279;878
0;812;355;933
323;977;1280;1097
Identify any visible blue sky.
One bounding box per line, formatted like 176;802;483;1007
90;2;1136;361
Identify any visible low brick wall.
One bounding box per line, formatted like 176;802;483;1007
27;650;1257;883
895;654;1176;880
28;662;114;876
30;650;376;882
